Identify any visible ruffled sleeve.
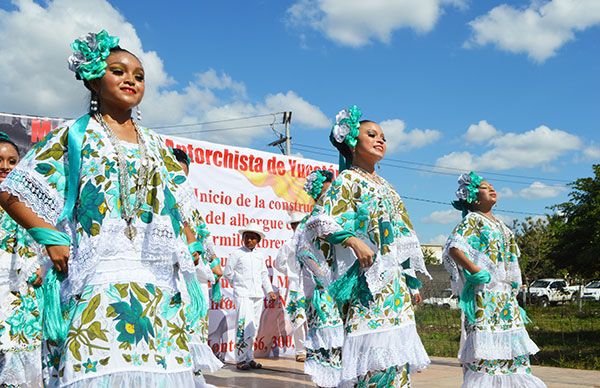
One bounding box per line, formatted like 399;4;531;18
0;125;71;225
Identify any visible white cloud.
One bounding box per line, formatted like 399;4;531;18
436;124;581;171
519;181;566;199
435;151;476;172
286;0;465;47
464;120;499;144
498;187;516;199
380;119;442;153
0;0;328;147
583;144;600;160
195;69;247;97
466;0;600;62
426;234;448;245
263;91;330;129
422;209;462;224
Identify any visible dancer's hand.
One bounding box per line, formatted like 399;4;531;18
268;291;277;301
412;293;422;305
344;237;375;268
46;245;70;273
29;268;43;287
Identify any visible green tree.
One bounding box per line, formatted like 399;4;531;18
513;216;559;282
422;247;439;265
551;164;600;279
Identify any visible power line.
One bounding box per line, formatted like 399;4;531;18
292;144;568;187
399;195;546;216
160;122;283;136
293;142;570;184
150;112;284;131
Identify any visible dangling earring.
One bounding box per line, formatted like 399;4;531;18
136;106;142;121
90;95;98;113
377;163;381;171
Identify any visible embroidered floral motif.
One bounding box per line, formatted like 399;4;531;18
356;364;410;388
466;355;532;376
44;282;190;380
306;347;342;369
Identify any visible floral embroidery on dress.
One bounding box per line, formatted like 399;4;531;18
356;364;410;388
306;347;342;369
44;282;190;381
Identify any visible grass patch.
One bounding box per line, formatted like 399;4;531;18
415;302;600;370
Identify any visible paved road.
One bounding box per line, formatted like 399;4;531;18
204;356;600;387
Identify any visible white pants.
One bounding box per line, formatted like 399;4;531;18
234;297;263;363
293;323;306;355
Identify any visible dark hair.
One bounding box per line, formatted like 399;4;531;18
0;132;20;156
82;46;141;112
172;148;190;166
321;170;334;183
329;119;378;165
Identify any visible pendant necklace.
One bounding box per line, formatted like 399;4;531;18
95;113;152;240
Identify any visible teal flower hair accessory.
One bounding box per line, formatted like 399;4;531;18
451;171;484;217
331;105;362;148
303;170;333;200
68;30;120;81
0;132;10;142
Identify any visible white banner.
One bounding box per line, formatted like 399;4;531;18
164;135;338;361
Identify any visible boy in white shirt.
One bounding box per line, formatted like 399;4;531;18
223;222;277;370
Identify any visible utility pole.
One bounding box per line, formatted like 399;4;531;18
283;111;292;155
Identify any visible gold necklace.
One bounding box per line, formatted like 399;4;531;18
350;165;385;185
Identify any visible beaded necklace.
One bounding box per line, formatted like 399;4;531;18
94;113;151;240
350;165;386;186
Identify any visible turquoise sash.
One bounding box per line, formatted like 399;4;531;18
459;269;491;324
27;227;71;342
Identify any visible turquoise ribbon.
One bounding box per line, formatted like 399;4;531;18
311;287;328;323
211;275;222;303
27;227;72;343
209;259;222;303
326;230;355;245
59;114;90;223
519;306;531;324
404;274;422;290
326;230;373;306
188;241;205;256
459;269;491;324
185;274;208;319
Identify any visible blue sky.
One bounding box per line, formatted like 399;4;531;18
0;0;598;244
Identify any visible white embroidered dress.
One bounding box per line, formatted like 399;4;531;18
0;119;204;387
443;212;546;388
307;169;430;387
0;209;43;387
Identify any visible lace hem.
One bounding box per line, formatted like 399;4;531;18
305;325;345;350
189;341;223;373
0;167;64;225
305;359;342;388
305;214;344;241
341;323;430;381
0;347;43;387
460;327;540;362
462;369;547;388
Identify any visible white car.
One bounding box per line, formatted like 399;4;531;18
582;280;600;301
528;279;578;307
423;289;459;309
